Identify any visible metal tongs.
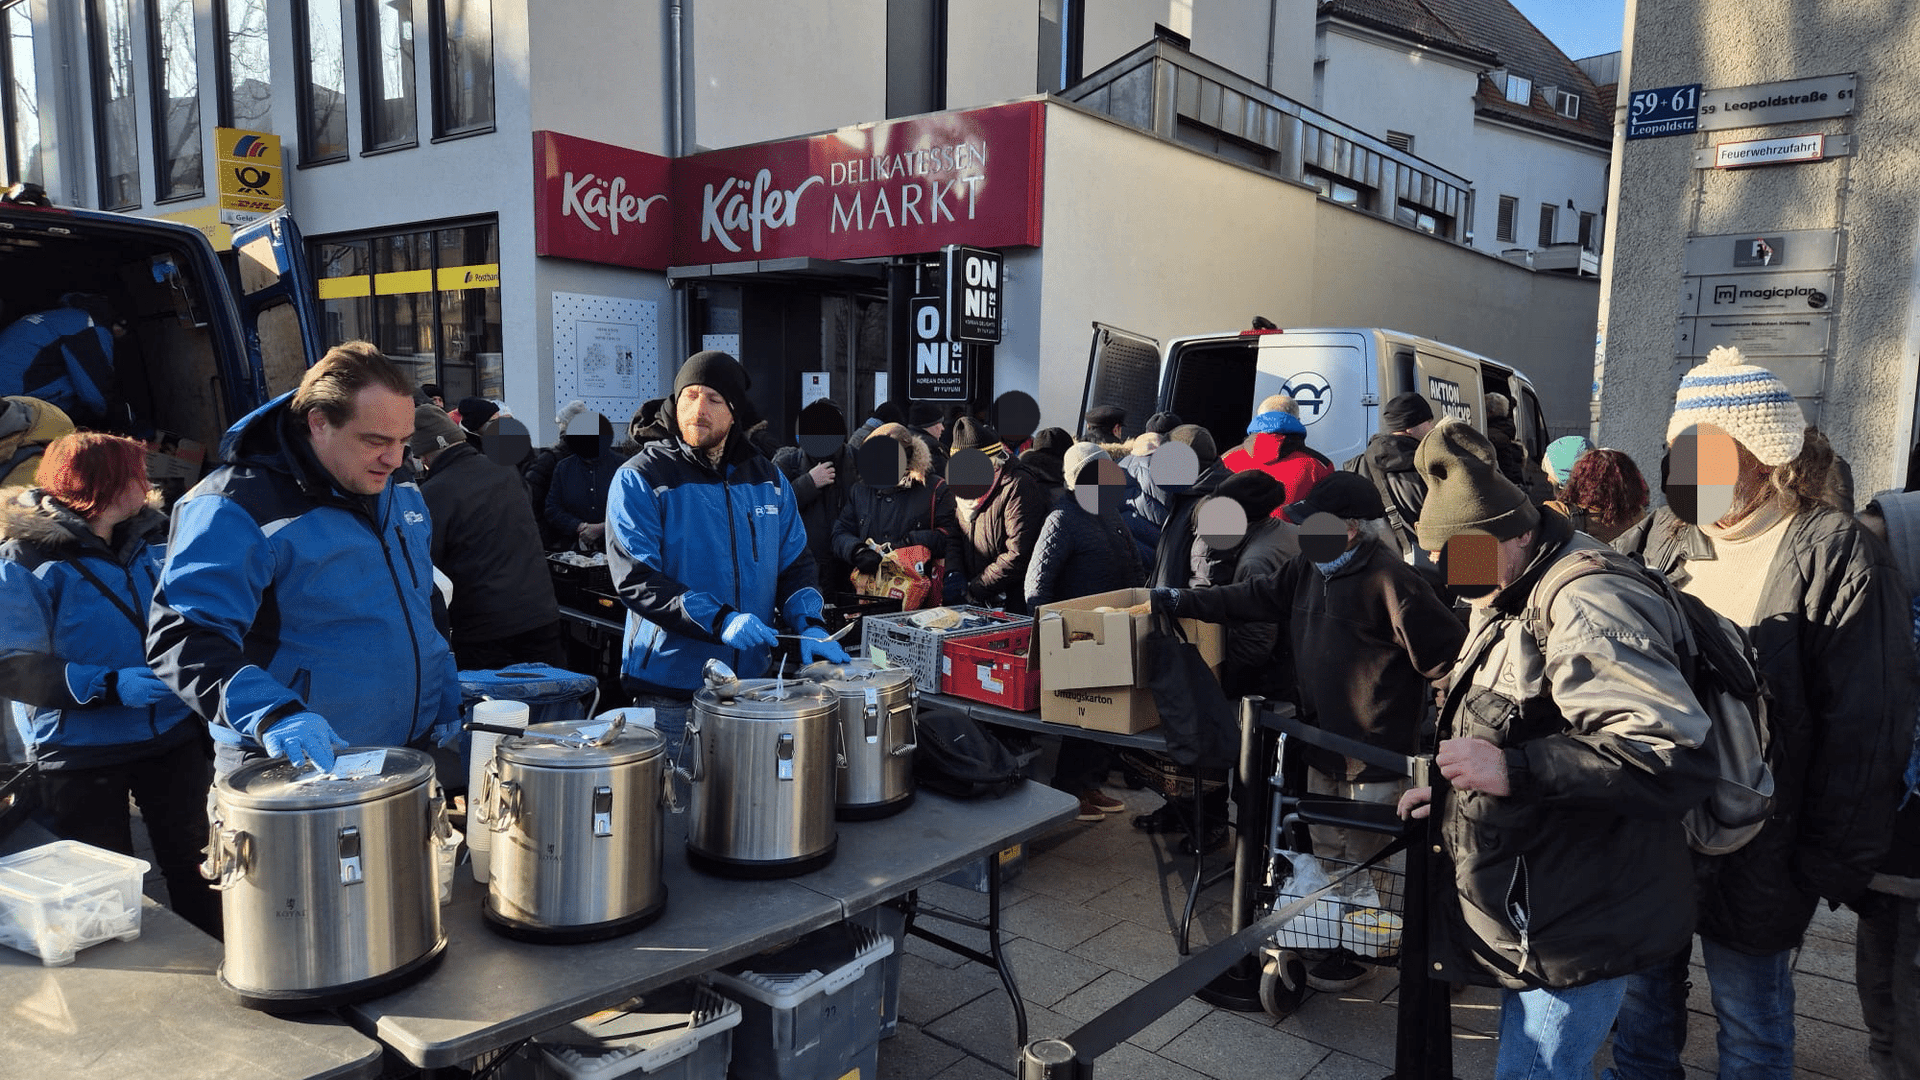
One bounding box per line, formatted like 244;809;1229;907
466;715;628;748
774;621;858;644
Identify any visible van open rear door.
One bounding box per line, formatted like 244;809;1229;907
1250;330;1375;468
1082;323;1163;441
231;210;323;405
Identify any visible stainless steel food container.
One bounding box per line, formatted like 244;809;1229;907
204;747;447;1011
481;720;669;942
684;674;839;877
799;659;917;819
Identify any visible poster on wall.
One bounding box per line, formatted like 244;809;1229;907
552;292;660;429
801;372;830;407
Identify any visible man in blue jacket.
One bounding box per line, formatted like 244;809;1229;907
607;351;847;747
148;341;460;777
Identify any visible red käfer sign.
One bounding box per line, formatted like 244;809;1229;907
533;130;676;269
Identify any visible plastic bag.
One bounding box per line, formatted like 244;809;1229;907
1272;850;1343;950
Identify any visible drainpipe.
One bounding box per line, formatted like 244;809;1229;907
668;0;685;157
1265;0;1277;90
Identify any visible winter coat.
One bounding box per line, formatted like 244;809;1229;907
909;425;948;478
1618;505;1916;952
545;436;625;539
1861;490;1920;888
1150;459;1233;589
0;395;75;489
419;442;559;646
1189;515;1301;700
774;442;860;596
147;392;461;751
830;436;959;581
0;306;116;427
1020;448;1066;505
1173;534;1461;780
1024;491;1145;611
0;493;197;769
955;461;1047;612
1223;433;1332;508
606;425;824;696
1431;512;1715;989
1346;435;1438;584
521;443;572;550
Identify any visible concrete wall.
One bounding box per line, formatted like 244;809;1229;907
529;0;668;153
688;0;886;151
1314;27;1481;171
1598;0;1920;494
946;0;1042;108
1020;103;1318;429
1310;205;1599;435
1468;120;1609;253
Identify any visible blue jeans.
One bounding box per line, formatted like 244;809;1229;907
625;692;691;767
1608;940;1796;1080
1498;977;1628;1080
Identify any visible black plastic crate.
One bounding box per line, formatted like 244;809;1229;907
548;556;612;610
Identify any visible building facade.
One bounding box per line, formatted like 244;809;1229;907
4;0;1602;445
1596;0;1920;493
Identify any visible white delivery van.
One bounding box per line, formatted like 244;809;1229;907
1082;323;1552;471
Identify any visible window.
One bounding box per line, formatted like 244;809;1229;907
1395;200;1453;240
149;0;202;201
1555;89;1580;119
218;0;272;131
1504;73;1532;106
1384;130;1414;154
3;1;42;187
1537;204;1556;247
88;0;140;209
312;218;503;401
430;0;492;137
361;0;417;151
1578;211;1597;250
1496;195;1517;244
1306;167;1372;211
296;0;348;163
885;0;946;118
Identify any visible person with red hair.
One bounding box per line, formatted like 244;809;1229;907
0;432;220;936
1545;448;1650;544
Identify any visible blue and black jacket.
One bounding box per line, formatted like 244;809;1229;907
0;307;116;428
606;417;824;695
147;393;460;751
0;492;198;769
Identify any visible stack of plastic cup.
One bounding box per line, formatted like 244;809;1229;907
466;699;529;883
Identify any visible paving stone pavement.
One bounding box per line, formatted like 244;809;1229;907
879;784;1873;1080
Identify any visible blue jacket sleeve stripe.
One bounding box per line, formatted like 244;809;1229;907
147;493;304;739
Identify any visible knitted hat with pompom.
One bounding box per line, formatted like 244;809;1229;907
1666;346;1806;467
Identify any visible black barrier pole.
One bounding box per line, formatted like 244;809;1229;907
1196;694;1267;1009
1018;1039;1092;1080
1394;760;1456;1080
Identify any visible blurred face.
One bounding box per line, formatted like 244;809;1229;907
1406;419;1436;439
676;385;733;450
307;385;416;496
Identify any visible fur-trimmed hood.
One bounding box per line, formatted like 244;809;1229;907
867;422;934;484
0;486;167;563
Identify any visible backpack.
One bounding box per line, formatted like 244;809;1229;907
1527;548;1776;856
912;707;1025;799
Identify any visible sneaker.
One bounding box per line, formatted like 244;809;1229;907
1306;951;1372;993
1080;790;1126;814
1131;804;1187;833
1076;798;1110;822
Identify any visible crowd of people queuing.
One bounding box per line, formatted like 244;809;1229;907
0;337;1916;1080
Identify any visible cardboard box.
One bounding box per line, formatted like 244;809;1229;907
143;430;204;481
1031;588;1223;691
1040;684;1164;734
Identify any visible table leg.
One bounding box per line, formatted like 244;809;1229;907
902;853;1032;1048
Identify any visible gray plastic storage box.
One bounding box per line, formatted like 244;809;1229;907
847;904;907;1037
530;981;741;1080
704;920;893;1080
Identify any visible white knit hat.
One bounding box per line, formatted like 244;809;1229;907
1666;346;1806;467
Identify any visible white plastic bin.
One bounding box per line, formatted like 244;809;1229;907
0;840;149;966
533;982;742;1080
704;921;893;1080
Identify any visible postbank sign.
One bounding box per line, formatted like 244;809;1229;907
215;127;283;226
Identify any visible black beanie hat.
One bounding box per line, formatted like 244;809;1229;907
672;350;749;415
1144;411;1183;435
456;397;499;433
950;416;1004;455
907;401;944;427
1215;469;1287;520
1381;392;1434;433
1028;426;1074;456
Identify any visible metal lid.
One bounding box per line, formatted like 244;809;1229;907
496;719;665;768
217;746;435;810
693;678;835;720
798;659;917;694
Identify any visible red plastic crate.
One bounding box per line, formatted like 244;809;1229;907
940;624;1042;712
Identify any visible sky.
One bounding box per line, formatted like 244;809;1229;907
1508;0;1626;61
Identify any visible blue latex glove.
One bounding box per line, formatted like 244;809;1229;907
943;570;966;606
721;612;779;650
798;626;850;665
261;712;349;772
112;667;175;707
